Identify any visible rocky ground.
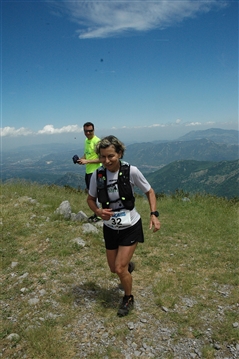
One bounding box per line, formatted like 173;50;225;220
68;280;239;359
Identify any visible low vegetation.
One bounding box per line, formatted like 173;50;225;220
1;181;238;358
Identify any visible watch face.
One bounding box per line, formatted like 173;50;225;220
151;211;159;217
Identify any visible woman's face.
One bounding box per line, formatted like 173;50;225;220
99;145;122;172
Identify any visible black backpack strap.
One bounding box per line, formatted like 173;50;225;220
117;162;135;210
97;166;110;208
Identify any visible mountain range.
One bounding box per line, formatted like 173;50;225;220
124;137;238;173
177;128;238;144
1;128;238;198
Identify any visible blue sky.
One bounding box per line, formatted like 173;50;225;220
1;0;238;149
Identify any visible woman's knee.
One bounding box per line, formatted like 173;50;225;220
115;263;128;276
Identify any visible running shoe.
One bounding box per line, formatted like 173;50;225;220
92;215;101;222
88;214;101;222
128;261;135;274
117;295;134;317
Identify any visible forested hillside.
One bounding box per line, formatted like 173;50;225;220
145;159;239;198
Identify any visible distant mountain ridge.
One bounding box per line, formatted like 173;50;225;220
124;138;238;172
177;128;238;145
145;159;239;199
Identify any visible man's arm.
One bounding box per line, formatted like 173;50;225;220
78;157;101;165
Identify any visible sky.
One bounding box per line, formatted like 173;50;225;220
1;0;238;150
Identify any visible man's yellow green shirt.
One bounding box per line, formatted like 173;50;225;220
84;135;101;174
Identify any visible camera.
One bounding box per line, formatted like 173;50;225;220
72;154;79;164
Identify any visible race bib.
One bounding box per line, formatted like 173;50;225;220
104;210;132;228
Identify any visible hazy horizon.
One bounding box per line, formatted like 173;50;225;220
1;125;238;152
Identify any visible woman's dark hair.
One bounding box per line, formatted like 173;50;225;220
96;135;126;158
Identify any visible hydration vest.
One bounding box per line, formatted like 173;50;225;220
97;161;135;210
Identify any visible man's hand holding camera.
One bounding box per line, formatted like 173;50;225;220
78;158;87;165
72;154;80;164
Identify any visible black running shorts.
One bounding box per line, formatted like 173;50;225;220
103;218;144;250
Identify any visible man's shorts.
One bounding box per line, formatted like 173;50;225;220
103;218;144;250
85;173;93;190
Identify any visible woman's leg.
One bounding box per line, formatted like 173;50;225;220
115;243;137;296
106;248;118;273
106;244;137;295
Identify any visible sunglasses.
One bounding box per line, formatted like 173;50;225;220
84;129;94;133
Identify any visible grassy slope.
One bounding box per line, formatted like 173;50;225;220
1;182;238;358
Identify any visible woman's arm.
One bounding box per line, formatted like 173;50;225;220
145;188;161;233
87;194;99;214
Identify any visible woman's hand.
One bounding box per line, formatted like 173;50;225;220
97;208;113;220
149;217;161;233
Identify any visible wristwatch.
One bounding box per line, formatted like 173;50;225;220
150;211;159;217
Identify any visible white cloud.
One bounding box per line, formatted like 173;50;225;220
37;124;82;135
148;124;166;128
0;124;82;137
110;123;167;130
186;122;202;126
51;0;228;39
0;126;33;137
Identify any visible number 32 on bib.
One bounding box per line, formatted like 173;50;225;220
104;210;131;228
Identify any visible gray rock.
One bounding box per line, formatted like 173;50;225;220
28;298;39;305
71;213;76;220
82;223;99;233
11;261;18;268
39;289;46;296
18;196;38;204
94;220;103;228
127;322;134;330
7;333;20;341
55;200;71;220
71;237;86;247
46;313;58;319
72;210;88;222
19;272;29;280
